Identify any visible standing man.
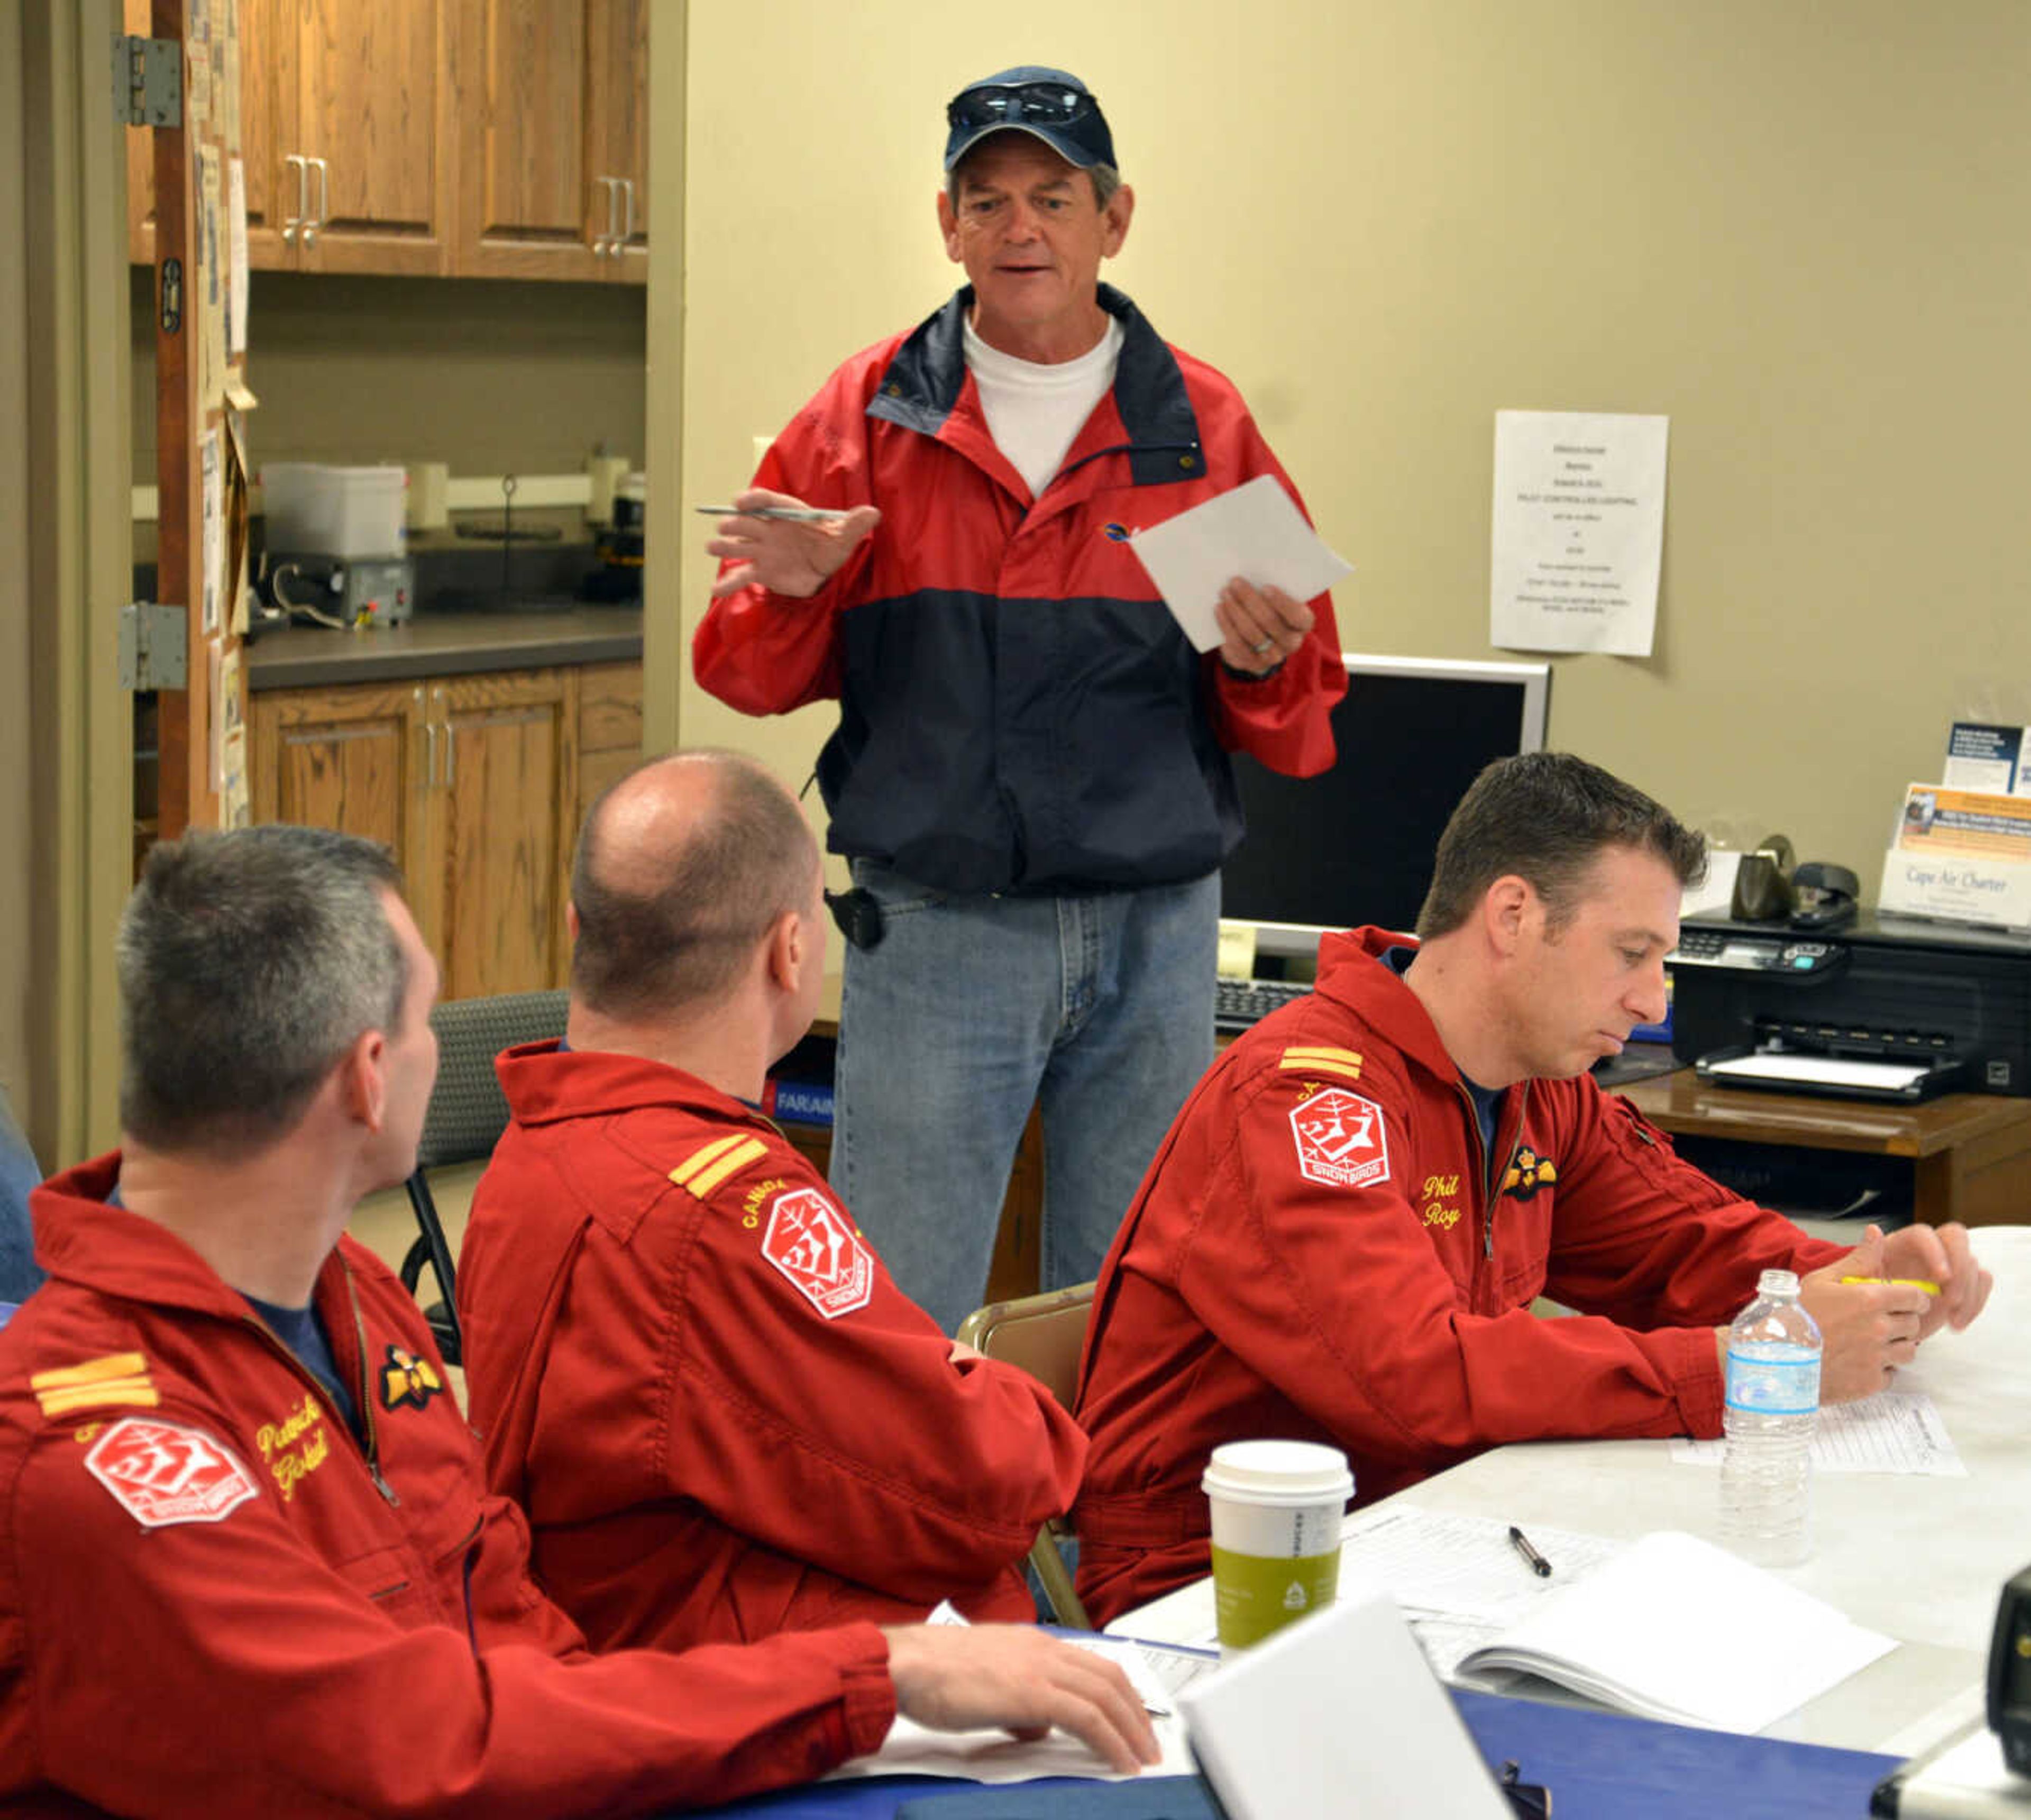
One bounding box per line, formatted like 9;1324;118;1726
459;751;1088;1652
0;825;1154;1814
697;67;1346;1332
1071;754;1992;1623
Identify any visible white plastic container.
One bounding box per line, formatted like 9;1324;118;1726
262;463;407;557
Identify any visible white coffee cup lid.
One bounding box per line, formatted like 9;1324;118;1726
1202;1439;1353;1505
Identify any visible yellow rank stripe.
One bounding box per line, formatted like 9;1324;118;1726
1278;1045;1363;1082
30;1351;148;1391
668;1135;769;1200
31;1352;159;1418
37;1378;160;1417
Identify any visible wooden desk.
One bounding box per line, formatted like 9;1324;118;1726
1618;1071;2031;1229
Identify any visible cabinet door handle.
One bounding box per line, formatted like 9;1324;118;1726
423;718;437;786
591;176;618;257
303;157;330;247
282;153;306;244
620;178;635;252
443;721;455;788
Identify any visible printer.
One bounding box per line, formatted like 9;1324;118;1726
1669;911;2031;1102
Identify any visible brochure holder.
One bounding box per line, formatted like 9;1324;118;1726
1878;782;2031;932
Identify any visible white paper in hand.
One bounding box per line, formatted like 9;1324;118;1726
1127;474;1352;652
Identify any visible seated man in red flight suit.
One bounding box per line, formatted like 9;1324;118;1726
0;824;1153;1817
1072;751;1993;1625
459;749;1088;1652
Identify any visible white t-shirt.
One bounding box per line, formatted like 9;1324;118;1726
963;315;1124;500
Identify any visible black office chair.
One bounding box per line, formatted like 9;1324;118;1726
398;989;570;1365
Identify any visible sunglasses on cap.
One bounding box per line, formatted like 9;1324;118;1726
944;77;1115;170
947;79;1099;133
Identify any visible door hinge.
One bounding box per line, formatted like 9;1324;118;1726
119;603;187;691
112;34;181;129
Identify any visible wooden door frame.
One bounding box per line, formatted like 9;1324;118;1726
16;0;135;1164
640;0;681;755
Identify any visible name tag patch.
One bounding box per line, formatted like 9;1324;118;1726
85;1415;260;1529
1289;1087;1392;1190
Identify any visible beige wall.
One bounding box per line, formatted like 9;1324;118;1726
0;0;31;1127
678;0;2031;892
131;270;648;484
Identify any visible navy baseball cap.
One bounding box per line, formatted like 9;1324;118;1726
943;67;1116;173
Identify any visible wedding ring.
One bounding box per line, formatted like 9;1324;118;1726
1250;638;1274;655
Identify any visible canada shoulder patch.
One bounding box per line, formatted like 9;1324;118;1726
379;1343;445;1413
1287;1085;1391;1191
761;1186;875;1320
84;1415;260;1529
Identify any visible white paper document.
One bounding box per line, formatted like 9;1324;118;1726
1671;1390;1967;1476
1945;722;2031;798
1703;1051;1938;1094
1340;1505;1625;1623
825;1706;1196;1784
1128;474;1352;653
1338;1505;1627;1681
1490;410;1669;656
1453;1530;1895;1733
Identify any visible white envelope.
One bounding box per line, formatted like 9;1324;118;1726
1128;474;1353;653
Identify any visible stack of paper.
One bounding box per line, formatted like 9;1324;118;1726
1453;1530;1895;1732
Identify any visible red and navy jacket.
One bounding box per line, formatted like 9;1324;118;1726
0;1155;894;1817
694;284;1346;895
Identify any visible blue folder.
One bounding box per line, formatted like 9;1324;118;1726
689;1686;1900;1819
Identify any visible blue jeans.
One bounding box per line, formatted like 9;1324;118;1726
0;1087;44;1309
831;863;1218;1334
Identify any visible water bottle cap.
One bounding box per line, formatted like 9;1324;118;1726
1758;1268;1801;1296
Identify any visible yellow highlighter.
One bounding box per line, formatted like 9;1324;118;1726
1840;1275;1942;1296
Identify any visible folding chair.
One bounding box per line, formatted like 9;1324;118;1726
399;989;570;1365
956;1279;1097;1629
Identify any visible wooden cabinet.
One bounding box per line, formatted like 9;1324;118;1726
292;0;458;275
251;659;640;998
129;0;459;275
250;677;429;873
574;660;644;820
454;0;648;281
422;670;577;1001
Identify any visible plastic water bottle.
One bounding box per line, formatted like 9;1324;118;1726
1719;1269;1822;1567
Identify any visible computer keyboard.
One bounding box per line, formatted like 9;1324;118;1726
1214;977;1311;1031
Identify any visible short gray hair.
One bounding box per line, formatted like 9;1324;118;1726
946;156;1122;211
118;826;408;1158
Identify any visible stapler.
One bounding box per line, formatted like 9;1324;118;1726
1790;862;1859;933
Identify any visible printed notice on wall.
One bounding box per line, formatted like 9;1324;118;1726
1490;411;1669;657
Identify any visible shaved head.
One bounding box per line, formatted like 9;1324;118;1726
571;751;819;1018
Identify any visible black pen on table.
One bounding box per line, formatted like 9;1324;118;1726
1508;1524;1552;1578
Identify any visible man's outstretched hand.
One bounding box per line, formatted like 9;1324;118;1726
706;490;881;600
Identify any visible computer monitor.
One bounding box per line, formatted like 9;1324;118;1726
1221;653;1553;964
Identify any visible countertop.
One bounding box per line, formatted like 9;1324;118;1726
245;607;643;691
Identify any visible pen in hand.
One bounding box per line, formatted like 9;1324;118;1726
1839;1275;1941;1295
1508;1525;1552;1578
694;504;852;524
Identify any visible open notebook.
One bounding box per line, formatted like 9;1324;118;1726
1455;1529;1894;1733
